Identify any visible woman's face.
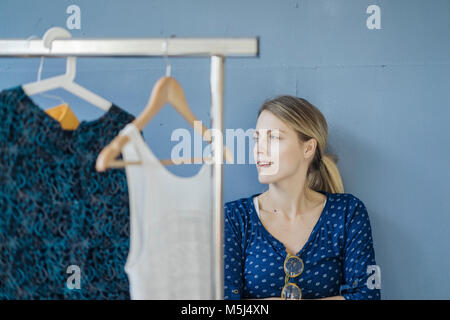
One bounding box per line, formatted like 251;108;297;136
253;110;316;185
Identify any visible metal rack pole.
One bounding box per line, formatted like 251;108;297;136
210;55;225;300
0;37;258;57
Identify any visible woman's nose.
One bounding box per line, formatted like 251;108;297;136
256;136;270;156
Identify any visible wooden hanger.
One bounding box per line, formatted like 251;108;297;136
95;76;234;172
45;103;80;130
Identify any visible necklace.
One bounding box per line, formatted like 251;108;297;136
259;207;280;214
258;195;282;215
258;193;326;216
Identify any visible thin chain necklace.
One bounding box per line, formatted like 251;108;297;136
258;193;283;215
258;192;325;216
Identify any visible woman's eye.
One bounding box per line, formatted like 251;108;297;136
270;135;279;140
253;136;259;141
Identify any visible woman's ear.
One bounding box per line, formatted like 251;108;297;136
303;138;317;160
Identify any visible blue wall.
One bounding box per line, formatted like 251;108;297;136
0;0;449;299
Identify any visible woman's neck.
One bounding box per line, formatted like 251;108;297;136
261;179;323;221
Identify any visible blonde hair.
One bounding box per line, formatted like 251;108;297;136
258;95;344;194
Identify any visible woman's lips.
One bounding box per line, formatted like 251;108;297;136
257;161;273;168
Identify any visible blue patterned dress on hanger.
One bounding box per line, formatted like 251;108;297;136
0;86;134;299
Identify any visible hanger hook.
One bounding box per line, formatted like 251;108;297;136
24;36;45;81
25;35;39;48
162;38;171;77
40;27;76;82
43;27;72;52
34;27;72;105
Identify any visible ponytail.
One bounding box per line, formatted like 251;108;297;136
307;153;344;194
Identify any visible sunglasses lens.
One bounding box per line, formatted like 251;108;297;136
284;256;304;277
281;283;302;300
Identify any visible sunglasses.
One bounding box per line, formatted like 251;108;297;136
281;252;304;300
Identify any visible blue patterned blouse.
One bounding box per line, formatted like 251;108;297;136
224;191;381;300
0;86;134;299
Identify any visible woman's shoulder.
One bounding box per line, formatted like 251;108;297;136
325;192;371;227
225;193;258;210
326;191;367;209
224;193;260;221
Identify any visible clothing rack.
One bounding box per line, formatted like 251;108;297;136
0;36;259;300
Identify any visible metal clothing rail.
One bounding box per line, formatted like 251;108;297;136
0;36;259;300
0;37;258;57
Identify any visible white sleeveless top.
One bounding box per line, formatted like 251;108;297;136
119;123;214;300
253;196;261;218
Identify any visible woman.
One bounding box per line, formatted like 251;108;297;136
224;96;380;300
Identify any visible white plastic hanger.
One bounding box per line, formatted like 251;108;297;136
22;27;112;111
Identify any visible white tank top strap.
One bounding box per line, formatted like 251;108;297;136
119;121;140;138
253;195;261;219
118;122;144;163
